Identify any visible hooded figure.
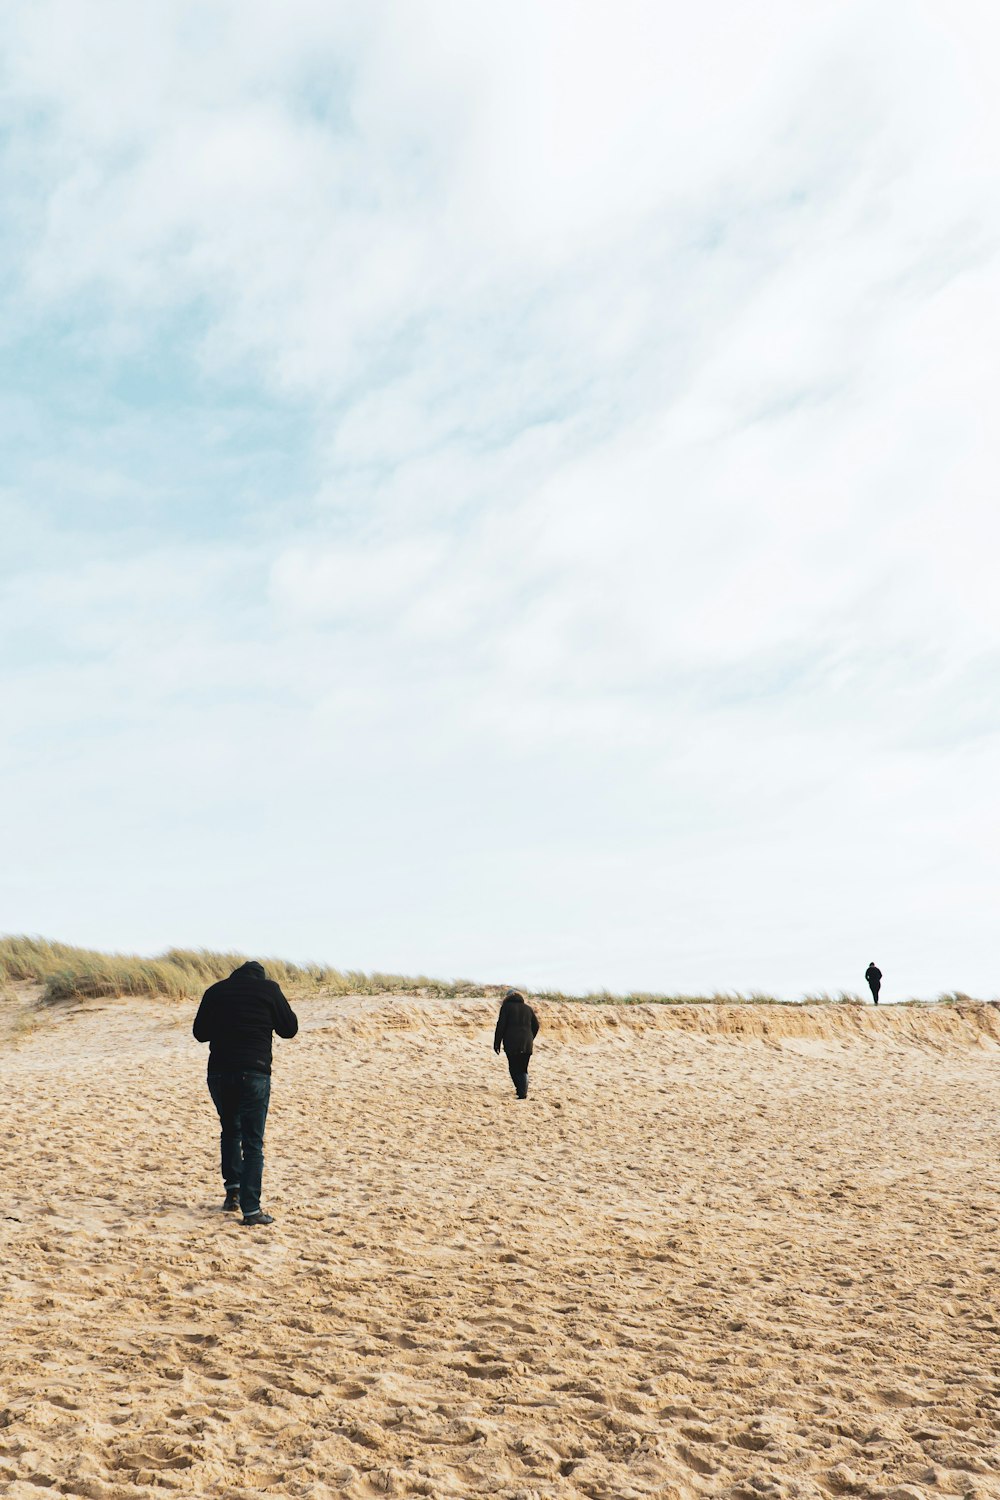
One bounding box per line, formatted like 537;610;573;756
193;961;298;1226
865;962;882;1005
493;990;540;1100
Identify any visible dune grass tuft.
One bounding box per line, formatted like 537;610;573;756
801;991;866;1005
0;936;499;1006
529;988;793;1006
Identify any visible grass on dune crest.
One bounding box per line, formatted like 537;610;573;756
0;936;799;1007
532;987;795;1006
0;936;481;1006
1;937;990;1009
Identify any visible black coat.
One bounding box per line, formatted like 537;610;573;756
865;965;882;987
494;996;539;1057
193;962;298;1076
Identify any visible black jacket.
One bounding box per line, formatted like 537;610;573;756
494;995;539;1057
865;965;882;987
193;962;298;1076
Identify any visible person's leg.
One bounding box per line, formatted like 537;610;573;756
208;1074;243;1199
237;1071;271;1218
873;983;880;1005
506;1051;530;1099
505;1050;519;1094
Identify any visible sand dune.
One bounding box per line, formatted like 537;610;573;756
1;993;999;1499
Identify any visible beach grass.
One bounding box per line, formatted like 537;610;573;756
1;935;794;1007
0;936;489;1005
1;936;989;1008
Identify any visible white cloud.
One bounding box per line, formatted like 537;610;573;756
2;1;999;995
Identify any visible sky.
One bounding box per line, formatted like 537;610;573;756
2;0;999;999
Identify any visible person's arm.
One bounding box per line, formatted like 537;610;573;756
530;1008;539;1039
192;989;216;1043
271;984;299;1039
494;1009;504;1054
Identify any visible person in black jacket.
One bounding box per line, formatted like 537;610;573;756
493;990;539;1100
193;961;298;1226
865;962;882;1005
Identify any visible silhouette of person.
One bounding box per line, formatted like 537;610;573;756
865;962;882;1005
193;961;298;1226
493;989;539;1099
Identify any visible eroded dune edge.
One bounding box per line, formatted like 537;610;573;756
321;995;1000;1048
2;993;999;1500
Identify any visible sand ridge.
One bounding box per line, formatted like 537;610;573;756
1;994;999;1499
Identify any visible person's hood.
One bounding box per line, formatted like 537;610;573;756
229;960;266;981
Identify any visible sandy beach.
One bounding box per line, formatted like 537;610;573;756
1;993;999;1500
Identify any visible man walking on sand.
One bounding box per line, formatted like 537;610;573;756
493;989;539;1100
865;961;882;1005
193;960;298;1226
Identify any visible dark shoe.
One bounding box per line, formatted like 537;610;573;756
242;1211;274;1227
223;1191;241;1212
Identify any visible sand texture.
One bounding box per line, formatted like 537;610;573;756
2;993;1000;1500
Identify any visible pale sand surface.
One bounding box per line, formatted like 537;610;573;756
2;994;1000;1500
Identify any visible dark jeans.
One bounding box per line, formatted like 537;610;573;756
208;1071;271;1216
869;983;880;1005
506;1049;531;1099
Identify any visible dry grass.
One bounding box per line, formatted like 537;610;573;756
801;990;867;1005
0;937;796;1008
531;986;791;1005
2;935;987;1010
0;936;492;1006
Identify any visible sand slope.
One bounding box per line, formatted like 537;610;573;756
1;995;999;1500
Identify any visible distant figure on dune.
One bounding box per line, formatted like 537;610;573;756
493;989;539;1100
865;962;882;1005
193;960;298;1227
